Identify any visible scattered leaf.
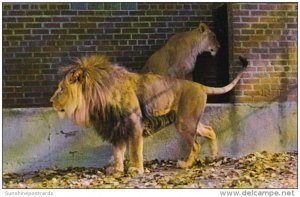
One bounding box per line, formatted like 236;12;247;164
3;151;297;189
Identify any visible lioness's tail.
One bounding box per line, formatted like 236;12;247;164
204;56;248;95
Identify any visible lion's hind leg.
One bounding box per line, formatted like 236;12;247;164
196;122;218;160
175;119;201;169
177;139;201;169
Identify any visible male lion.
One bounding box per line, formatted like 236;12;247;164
50;54;248;174
141;22;220;80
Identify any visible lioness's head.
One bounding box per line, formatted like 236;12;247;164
196;23;220;56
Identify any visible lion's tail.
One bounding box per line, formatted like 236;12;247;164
204;56;248;95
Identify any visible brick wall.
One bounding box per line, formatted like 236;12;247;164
3;2;214;108
2;2;298;108
231;3;297;102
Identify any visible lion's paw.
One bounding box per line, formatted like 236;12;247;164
211;155;217;161
177;160;189;169
209;151;218;162
105;166;123;176
128;167;144;176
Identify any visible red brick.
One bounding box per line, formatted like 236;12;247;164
269;11;286;16
234;35;250;41
259;4;275;10
234;48;250;54
276;4;295;10
3;99;17;107
287;24;297;29
261;42;278;47
269;48;286;53
241;4;258;10
260;17;277;23
241;17;259;22
9;10;26;15
32;29;49;34
232;10;249;16
251;23;268;29
7;23;24;28
251;10;267;16
244;90;261;96
234;96;253;103
79;23;97;29
63;23;79;28
257;67;267;72
235;84;253;90
287;11;297;17
260;77;279;84
243;78;261;84
53;17;69;22
269;23;285;28
68;29;85;34
232;17;240;23
252;48;268;53
232;23;250;28
241;29;256;35
44;23;61;28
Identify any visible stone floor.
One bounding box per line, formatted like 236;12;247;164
3;151;297;189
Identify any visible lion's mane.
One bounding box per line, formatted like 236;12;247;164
61;55;175;144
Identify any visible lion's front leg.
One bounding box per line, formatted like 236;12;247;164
128;113;144;175
106;141;126;175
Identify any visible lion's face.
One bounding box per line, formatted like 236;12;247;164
50;81;69;114
197;23;220;56
50;70;84;120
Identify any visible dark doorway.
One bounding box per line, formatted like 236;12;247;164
193;4;230;103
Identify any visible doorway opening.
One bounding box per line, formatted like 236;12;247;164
193;4;230;103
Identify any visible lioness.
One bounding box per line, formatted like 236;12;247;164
141;22;220;79
50;54;247;174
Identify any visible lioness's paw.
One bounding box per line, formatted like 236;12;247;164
128;167;144;176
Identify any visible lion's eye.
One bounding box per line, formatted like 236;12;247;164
58;87;64;95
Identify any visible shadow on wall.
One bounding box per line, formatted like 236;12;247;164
205;84;297;157
3;109;111;173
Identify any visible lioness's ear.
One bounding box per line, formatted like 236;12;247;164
69;68;85;84
198;23;208;33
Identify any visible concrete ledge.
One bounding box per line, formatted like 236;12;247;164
3;102;297;173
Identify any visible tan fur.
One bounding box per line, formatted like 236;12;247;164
141;22;220;80
50;54;247;174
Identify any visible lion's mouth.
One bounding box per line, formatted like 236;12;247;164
53;105;65;113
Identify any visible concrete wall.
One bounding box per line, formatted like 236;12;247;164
3;102;297;173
